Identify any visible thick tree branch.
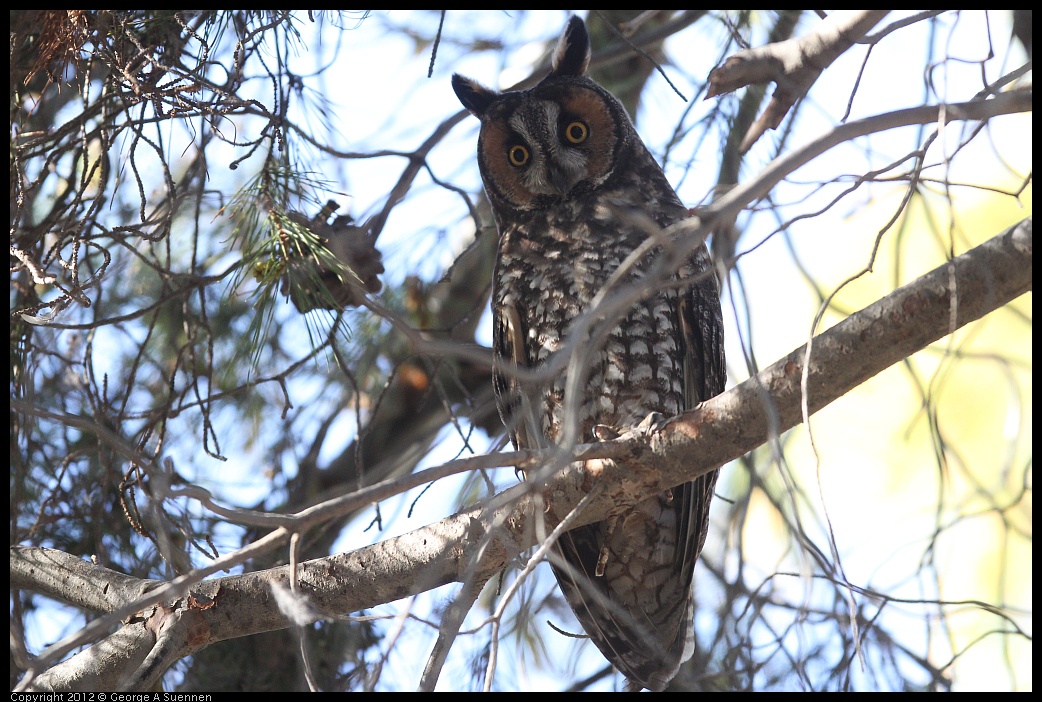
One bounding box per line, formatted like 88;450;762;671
15;216;1030;691
707;10;892;151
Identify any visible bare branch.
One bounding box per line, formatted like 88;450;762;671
707;10;891;151
15;216;1030;691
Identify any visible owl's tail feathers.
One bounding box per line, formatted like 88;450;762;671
551;531;696;691
617;596;695;691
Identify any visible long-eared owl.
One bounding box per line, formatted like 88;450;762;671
452;16;725;691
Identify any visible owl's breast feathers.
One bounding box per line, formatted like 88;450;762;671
491;186;723;690
492;184;717;438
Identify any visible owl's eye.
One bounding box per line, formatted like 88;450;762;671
564;121;589;144
508;144;529;167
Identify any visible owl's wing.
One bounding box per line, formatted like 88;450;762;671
676;262;727;565
678;261;727;404
493;299;543;451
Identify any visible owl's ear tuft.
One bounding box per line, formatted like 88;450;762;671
550;16;591;78
452;74;499;117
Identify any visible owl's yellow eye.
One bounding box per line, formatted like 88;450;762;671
508;144;529;167
564;121;588;144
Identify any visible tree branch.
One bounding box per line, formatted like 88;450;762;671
15;216;1030;691
707;10;892;151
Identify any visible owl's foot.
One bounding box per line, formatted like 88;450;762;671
594;514;620;577
636;411;667;431
594;413;668;443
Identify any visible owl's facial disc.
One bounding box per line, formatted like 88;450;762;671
474;84;621;210
504;100;589;198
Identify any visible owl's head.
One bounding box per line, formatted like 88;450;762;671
452;17;633;213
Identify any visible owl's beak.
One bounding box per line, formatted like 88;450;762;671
547;165;581;198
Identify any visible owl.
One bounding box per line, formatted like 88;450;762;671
452;16;725;692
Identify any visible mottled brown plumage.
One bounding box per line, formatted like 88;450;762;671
452;16;725;691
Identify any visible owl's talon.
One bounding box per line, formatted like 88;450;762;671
595;515;620;577
637;412;667;432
